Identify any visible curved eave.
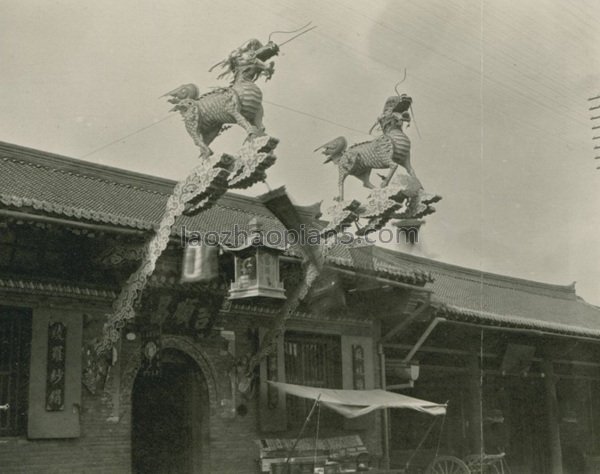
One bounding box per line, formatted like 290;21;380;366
325;255;433;288
0;277;117;300
433;302;600;339
0;194;155;230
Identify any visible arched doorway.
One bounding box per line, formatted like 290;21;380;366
131;348;209;473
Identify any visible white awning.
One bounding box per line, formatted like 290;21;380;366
268;381;446;418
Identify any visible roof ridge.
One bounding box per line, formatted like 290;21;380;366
0;141;304;218
0;141;177;193
375;246;576;295
0;154;170;197
432;270;577;301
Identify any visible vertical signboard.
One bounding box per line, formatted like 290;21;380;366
352;344;366;390
29;308;82;439
45;322;67;411
342;335;374;430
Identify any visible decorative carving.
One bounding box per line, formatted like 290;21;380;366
95;29;317;351
140;291;224;338
98;157;232;352
226;136;279;189
320;199;361;238
183;136;279;217
140;325;162;377
315;94;415;200
355;174;421;236
82;341;109;395
164;39;279;157
315;92;441;234
94;242;145;267
118;335;221;420
152;294;173;325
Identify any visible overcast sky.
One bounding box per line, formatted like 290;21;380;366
1;0;599;305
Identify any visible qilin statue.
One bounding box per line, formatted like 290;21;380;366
98;28;318;355
315;94;419;201
163;38;280;157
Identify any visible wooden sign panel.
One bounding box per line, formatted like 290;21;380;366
45;322;66;411
352;344;366;390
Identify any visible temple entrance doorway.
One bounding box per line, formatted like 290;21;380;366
132;349;209;474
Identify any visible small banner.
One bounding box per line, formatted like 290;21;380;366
181;243;219;282
46;322;67;411
140;324;162;377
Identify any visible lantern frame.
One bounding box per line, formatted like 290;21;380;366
227;219;286;300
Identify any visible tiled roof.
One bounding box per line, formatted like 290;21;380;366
0;142;288;234
374;247;600;338
0;142;431;287
2;141;599;337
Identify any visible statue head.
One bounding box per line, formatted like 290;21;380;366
369;94;412;133
211;38;278;82
168;98;196;114
382;94;412;116
314;136;348;164
162;83;199;104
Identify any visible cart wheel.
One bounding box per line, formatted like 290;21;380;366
425;455;471;474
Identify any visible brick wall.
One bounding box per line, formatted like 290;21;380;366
0;324;133;473
0;303;381;474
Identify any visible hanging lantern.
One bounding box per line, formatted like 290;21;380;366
228;218;286;300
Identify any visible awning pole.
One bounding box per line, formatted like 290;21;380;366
285;394;322;465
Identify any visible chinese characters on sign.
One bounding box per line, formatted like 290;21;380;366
46;322;66;411
352;344;365;390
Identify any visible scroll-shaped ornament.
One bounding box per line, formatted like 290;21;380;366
97;156;232;353
320;199;361;238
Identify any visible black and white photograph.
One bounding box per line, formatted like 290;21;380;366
1;1;599;472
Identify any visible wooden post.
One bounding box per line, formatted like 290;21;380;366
542;358;563;474
467;356;483;456
379;343;390;469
